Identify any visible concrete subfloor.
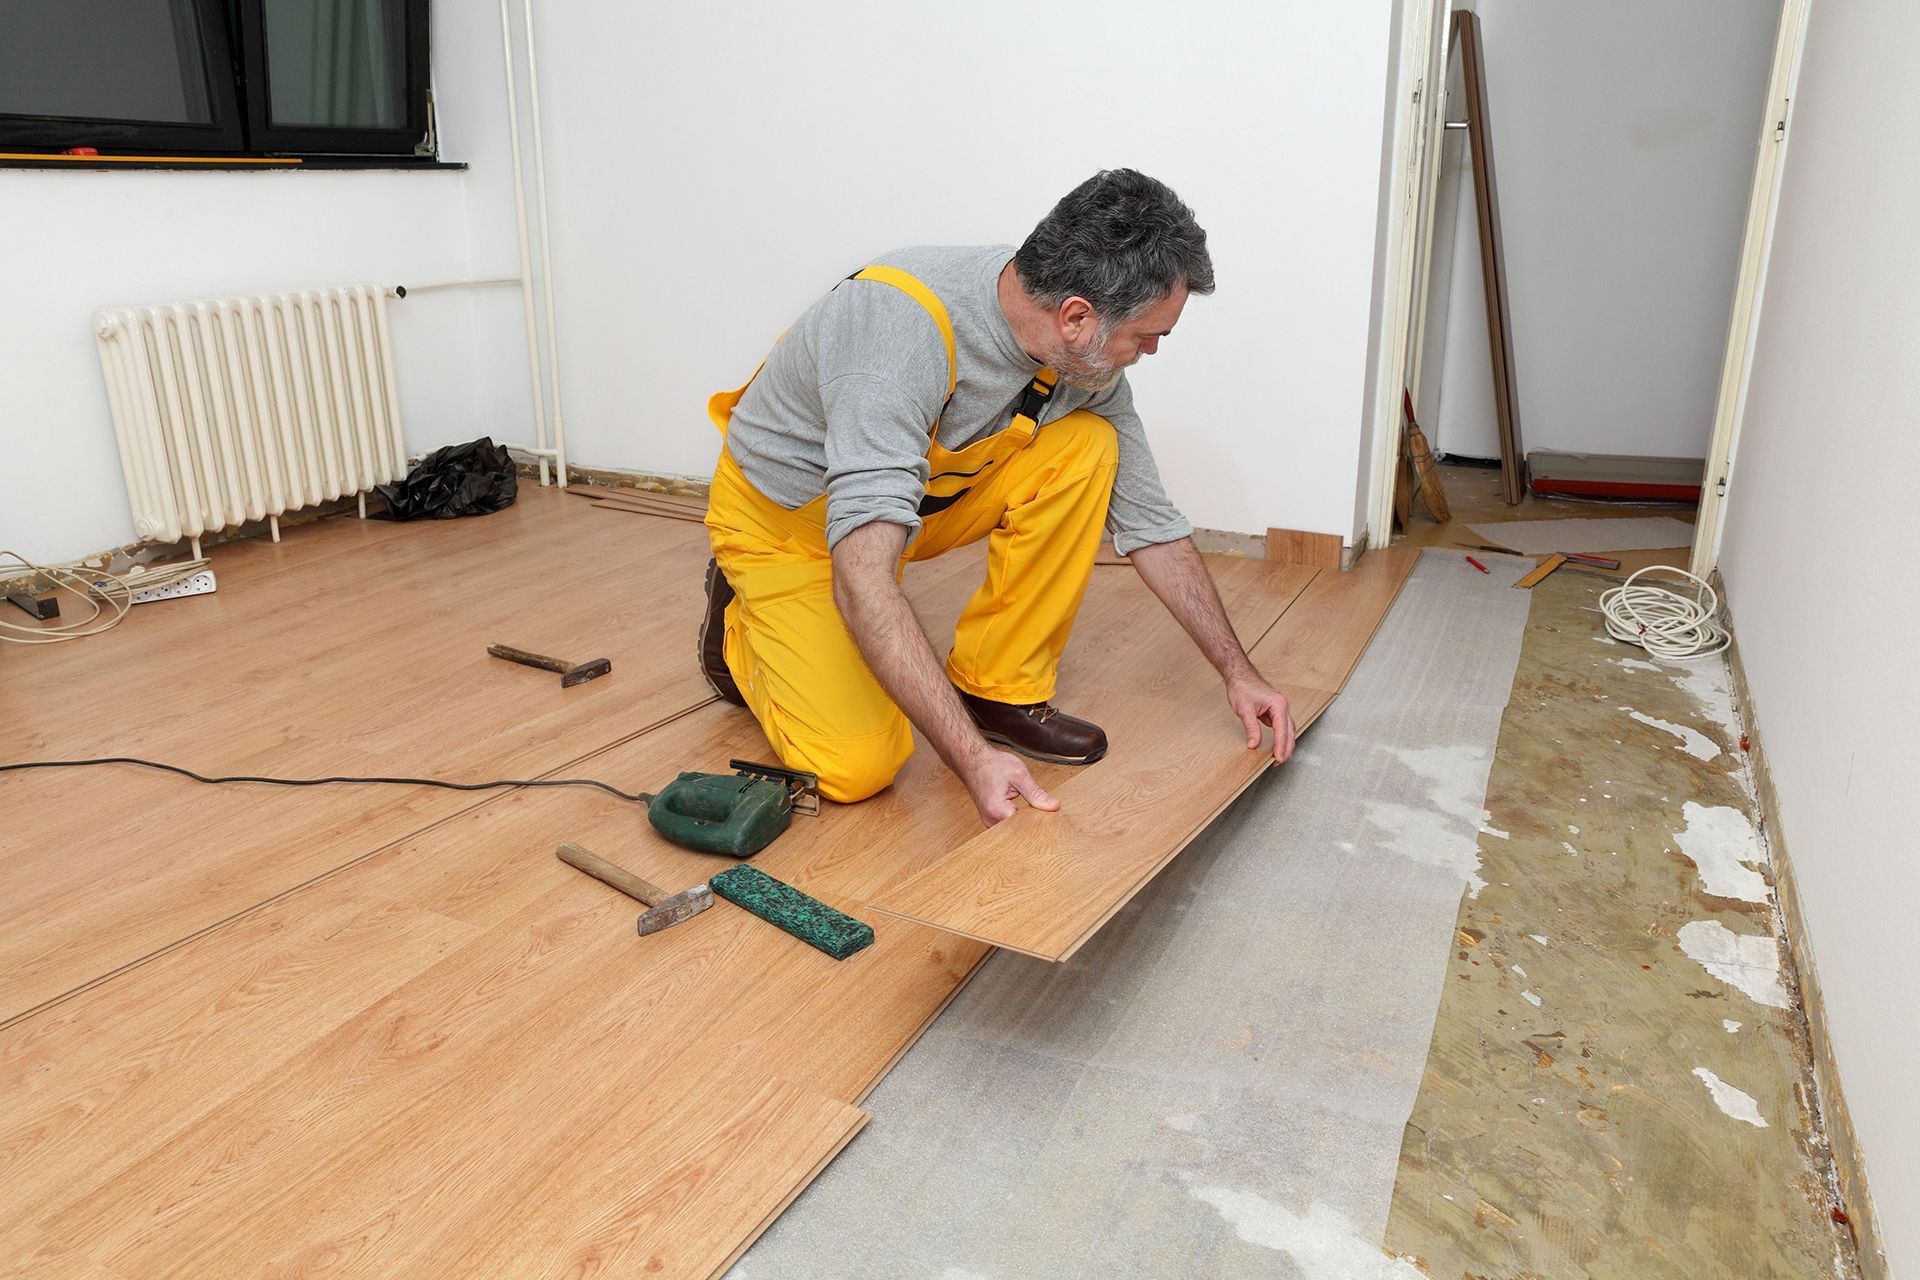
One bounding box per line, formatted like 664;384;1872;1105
1383;567;1858;1279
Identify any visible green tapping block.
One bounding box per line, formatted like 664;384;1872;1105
708;865;874;960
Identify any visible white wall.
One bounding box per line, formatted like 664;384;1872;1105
1717;2;1920;1270
0;0;533;566
526;0;1397;543
1424;1;1776;461
3;0;1407;563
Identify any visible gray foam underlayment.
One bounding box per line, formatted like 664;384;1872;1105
1466;515;1697;556
729;551;1532;1280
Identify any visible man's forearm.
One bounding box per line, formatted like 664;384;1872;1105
1128;536;1258;682
831;521;988;771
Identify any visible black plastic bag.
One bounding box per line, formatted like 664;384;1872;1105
373;437;518;520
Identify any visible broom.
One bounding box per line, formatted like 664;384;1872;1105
1402;390;1451;523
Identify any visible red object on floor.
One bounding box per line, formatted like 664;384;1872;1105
1529;475;1703;502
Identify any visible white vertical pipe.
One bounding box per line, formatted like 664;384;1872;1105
498;0;551;486
368;288;407;479
521;0;567;487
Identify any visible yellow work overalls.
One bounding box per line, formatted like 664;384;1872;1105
704;265;1119;802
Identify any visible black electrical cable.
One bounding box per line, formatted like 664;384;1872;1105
0;757;655;805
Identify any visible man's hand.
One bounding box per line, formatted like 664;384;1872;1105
1227;674;1297;764
959;741;1061;826
832;520;1061;828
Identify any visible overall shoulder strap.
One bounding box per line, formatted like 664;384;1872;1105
851;265;958;403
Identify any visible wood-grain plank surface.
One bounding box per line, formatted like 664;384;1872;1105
0;501;1413;1275
0;490;719;1022
867;547;1420;961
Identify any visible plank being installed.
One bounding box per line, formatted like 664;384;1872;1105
868;547;1421;961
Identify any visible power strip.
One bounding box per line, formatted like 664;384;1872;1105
123;570;218;605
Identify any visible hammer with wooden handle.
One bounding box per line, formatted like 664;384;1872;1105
556;842;712;935
489;644;612;688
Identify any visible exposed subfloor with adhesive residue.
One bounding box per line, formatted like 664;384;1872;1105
1384;567;1859;1279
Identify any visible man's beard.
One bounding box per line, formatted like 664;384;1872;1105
1047;326;1126;393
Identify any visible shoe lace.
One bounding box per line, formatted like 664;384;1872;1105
1025;703;1059;723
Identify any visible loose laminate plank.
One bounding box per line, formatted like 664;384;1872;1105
867;547;1420;961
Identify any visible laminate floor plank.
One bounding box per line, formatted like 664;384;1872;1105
867;548;1421;961
0;490;719;1021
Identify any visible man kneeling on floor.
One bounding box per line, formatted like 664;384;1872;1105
700;168;1297;826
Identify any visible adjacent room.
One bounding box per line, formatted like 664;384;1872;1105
1;2;1911;1277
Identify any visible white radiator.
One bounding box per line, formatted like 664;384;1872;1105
94;285;407;545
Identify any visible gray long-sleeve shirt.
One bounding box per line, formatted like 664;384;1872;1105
724;244;1193;555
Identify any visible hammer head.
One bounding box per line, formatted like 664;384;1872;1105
561;657;613;688
636;883;713;936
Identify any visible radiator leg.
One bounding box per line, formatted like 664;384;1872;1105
358;493;367;519
191;537;203;560
269;515;281;543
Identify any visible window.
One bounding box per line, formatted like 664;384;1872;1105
0;0;432;158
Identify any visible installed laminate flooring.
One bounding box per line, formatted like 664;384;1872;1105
0;499;1415;1276
3;495;1428;1274
0;492;719;1022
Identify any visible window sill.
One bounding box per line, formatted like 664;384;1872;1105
0;155;467;173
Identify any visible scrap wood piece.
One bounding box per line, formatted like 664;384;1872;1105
587;493;708;524
1514;554;1568;589
1265;527;1344;573
866;547;1419;962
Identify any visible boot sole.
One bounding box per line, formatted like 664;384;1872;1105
976;729;1108;767
698;559;746;708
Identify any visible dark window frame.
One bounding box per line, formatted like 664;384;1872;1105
0;0;432;159
234;0;433;156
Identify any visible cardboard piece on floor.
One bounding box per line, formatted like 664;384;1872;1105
1466;516;1697;557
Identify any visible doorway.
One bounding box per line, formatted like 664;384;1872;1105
1366;0;1810;578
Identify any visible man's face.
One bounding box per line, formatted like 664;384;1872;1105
1050;283;1190;392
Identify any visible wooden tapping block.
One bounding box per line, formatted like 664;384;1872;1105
1515;554;1568;589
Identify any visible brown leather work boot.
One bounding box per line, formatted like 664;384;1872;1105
955;688;1108;766
698;559;745;707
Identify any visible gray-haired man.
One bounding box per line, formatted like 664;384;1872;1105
700;169;1297;827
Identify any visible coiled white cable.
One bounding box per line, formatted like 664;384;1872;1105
1598;565;1730;661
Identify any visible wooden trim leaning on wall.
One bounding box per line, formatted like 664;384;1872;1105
1723;616;1890;1279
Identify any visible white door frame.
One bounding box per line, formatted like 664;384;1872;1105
1362;0;1812;564
1362;0;1449;551
1690;0;1812;577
